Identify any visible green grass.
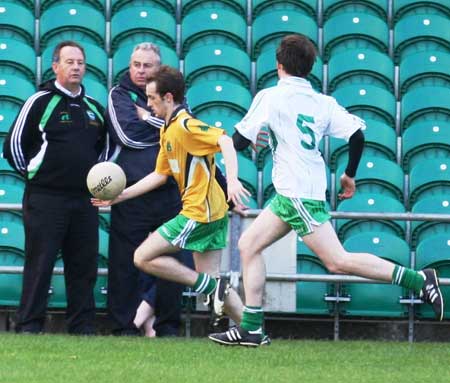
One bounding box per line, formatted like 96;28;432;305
1;334;449;383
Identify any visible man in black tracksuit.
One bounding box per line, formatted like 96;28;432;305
3;41;108;334
105;43;184;336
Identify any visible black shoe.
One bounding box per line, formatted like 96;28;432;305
208;326;270;347
204;277;230;327
420;268;444;321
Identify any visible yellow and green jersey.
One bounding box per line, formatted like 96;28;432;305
155;107;228;223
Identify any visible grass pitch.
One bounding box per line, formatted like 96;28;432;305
1;334;449;383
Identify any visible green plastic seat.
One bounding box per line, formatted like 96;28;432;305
332;84;396;127
329;119;396;171
82;78;107;108
181;9;246;55
112;43;178;84
184;45;251;88
252;10;317;59
111;7;175;52
237;154;258;199
40;4;105;49
195;106;244;137
0;182;24;204
0;38;35;82
394;0;450;23
47;257;67;308
0;246;24;306
0;171;25;190
0;2;34;45
401;86;450;129
323;12;388;61
336;156;404;202
95;254;108;309
0;101;20;133
112;0;175;15
41;0;105;12
182;0;245;17
409;159;450;205
253;0;316;18
341;232;409;317
41;42;107;84
411;196;450;249
394;14;450;63
328;49;394;92
324;0;387;20
256;48;322;91
402;121;450;172
186;81;252;115
415;234;450;320
336;193;406;241
0;75;35;104
98;213;110;232
0;220;25;250
399;50;450;95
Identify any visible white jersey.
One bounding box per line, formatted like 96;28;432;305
235;76;365;200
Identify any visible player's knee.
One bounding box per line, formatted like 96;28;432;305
238;234;255;260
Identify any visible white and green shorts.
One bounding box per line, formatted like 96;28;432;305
157;214;228;252
268;194;331;237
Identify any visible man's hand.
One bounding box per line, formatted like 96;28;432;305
232;203;249;217
227;178;251;208
136;105;148;120
338;173;356;200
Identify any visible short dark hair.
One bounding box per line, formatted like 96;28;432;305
147;65;185;104
276;34;316;77
52;41;86;63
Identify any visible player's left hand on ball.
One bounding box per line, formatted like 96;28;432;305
227;178;251;207
91;198;114;207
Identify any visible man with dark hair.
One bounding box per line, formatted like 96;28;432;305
92;65;251;332
3;40;107;334
105;43;185;337
208;34;444;347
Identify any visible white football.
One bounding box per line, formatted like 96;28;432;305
87;162;126;200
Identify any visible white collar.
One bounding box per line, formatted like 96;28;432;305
278;76;312;88
55;80;82;98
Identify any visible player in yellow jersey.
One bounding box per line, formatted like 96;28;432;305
92;65;251;327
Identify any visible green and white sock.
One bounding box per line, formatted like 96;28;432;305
193;273;217;295
392;265;425;293
241;306;264;332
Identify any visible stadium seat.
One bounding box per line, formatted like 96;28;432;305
253;0;316;18
181;9;246;56
182;0;245;17
394;14;450;63
98;213;110;232
296;239;335;315
323;12;388;61
0;247;24;306
41;42;107;84
336;157;404;202
195;106;244;138
0;182;23;205
252;10;317;59
0;75;35;107
184;45;251;88
411;196;450;249
394;0;450;23
0;219;25;250
112;0;174;15
112;43;178;84
95;228;109;308
327;49;394;92
329;119;396;171
0;101;20;134
0;2;34;45
332;84;396;128
82;78;108;108
256;48;323;91
41;0;105;12
186;81;252;115
323;0;387;20
409;159;450;205
341;232;409;317
40;4;105;49
336;193;406;241
111;6;175;52
402;121;450;172
415;234;450;320
0;38;35;82
47;257;67;308
399;50;450;95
